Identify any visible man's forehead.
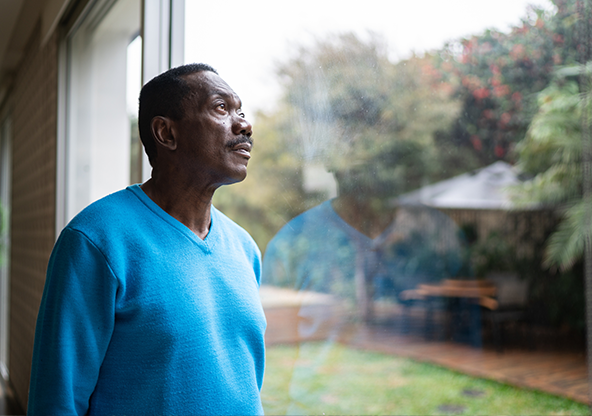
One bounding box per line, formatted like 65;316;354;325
184;71;239;101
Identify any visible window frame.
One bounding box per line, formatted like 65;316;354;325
55;0;185;235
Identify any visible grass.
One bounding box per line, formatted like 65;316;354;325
262;342;590;415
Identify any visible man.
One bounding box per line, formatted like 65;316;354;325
27;64;266;415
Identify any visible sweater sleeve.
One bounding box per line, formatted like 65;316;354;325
28;228;119;415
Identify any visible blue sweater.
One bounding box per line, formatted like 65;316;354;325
28;185;266;415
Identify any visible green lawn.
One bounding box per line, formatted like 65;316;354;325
262;342;590;415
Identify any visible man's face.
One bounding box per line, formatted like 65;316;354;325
173;71;253;186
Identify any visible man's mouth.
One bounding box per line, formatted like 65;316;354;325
228;137;253;159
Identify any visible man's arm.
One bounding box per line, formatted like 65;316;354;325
28;228;118;415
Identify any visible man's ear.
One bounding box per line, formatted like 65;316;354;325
151;116;177;151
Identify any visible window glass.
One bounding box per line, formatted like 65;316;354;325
185;1;589;414
65;0;141;221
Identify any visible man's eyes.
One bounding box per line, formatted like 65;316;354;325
215;102;244;118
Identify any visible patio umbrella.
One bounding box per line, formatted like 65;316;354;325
395;161;535;210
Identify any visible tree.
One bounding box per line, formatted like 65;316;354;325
275;33;460;187
512;71;585;270
213;32;461;251
434;0;580;169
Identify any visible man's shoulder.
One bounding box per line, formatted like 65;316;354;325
67;187;139;235
213;206;247;233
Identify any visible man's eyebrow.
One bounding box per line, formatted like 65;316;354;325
211;90;242;107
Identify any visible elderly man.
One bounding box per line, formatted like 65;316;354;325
27;64;266;415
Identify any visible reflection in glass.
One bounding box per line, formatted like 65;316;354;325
186;1;589;413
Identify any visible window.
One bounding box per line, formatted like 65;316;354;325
62;0;141;224
184;1;590;414
57;0;185;230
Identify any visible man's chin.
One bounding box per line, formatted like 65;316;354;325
224;168;248;186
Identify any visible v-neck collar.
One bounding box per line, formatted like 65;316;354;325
127;184;217;253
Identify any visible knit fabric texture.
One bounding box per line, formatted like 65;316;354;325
28;184;266;415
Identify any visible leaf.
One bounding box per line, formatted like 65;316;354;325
545;199;592;270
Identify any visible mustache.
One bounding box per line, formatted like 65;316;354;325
226;135;254;149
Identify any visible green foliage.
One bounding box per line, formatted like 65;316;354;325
262;342;589;415
434;0;580;169
275;33;459;186
545;200;591;270
512;73;588;270
515;80;581;179
215;32;460;251
512;78;582;210
469;231;518;277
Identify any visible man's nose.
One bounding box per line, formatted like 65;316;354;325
233;116;253;137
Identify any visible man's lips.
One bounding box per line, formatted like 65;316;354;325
231;142;252;159
228;136;253;159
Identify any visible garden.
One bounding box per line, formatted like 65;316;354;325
262;343;589;415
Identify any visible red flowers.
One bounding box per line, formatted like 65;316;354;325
493;85;511;97
473;87;490;100
471;135;483;151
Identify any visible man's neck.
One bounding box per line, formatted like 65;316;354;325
140;175;216;240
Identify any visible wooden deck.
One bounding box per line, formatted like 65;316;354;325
262;286;590;405
343;324;589;405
